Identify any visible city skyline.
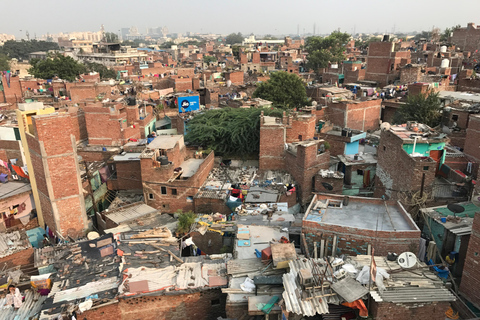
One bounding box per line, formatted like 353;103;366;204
1;0;479;39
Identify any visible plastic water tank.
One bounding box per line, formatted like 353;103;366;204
440;46;447;53
158;156;169;165
226;80;232;87
441;59;449;68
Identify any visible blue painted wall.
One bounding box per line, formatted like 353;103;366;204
403;142;446;164
345;141;359;155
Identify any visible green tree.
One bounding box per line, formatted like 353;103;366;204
393;90;442;127
231;45;241;59
159;41;175;49
440;25;461;42
225;32;243;45
253;71;309;109
185;107;283;157
203;55;217;64
28;54;86;81
263;34;277;40
414;31;432;41
305;31;351;71
104;32;119;43
0;40;59;60
176;210;196;235
84;62;116;80
0;54;10;71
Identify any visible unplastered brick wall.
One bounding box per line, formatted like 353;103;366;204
373;130;437;200
28;113;88;238
143;152;214;213
0;140;24;166
371;300;451;320
0;247;34;271
83;289;226;320
459;212;480;308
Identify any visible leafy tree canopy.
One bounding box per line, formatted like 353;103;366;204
159;41;175;49
84;62;116;80
185;107;283;157
231;45;241;59
225;32;243;45
203;55;217;64
440;25;461;42
0;40;59;60
28;54;86;81
0;54;10;71
393;90;442;127
305;31;351;70
252;71;309;109
104;32;119;43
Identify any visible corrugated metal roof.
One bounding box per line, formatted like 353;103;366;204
0;291;47;320
0;230;31;259
283;259;331;317
0;182;32;200
105;203;158;225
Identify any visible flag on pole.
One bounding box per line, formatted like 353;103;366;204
370;248;377;282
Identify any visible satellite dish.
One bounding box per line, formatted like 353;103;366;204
447;203;465;217
380;122;391;131
397;252;417;269
322;182;333;191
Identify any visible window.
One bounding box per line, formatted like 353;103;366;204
161;186;167;195
148;193;154;200
171;188;177;195
383;146;386;151
211;299;220;306
162;204;170;210
423;166;429;171
452;114;459;121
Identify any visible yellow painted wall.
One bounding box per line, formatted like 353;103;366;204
16;106;55;228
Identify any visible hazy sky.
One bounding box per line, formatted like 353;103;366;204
1;0;479;38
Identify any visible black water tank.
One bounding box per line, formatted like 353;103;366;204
341;128;348;136
159;156;169;165
383;35;390;42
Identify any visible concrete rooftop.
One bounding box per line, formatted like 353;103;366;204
305;197;417;231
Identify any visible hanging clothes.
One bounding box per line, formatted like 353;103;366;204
12;165;29;179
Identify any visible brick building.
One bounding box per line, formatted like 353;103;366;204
224;71;244;85
303;194;421;256
325;99;382;132
463;114;480;180
25;112;88;238
83;99;155;146
140;135;214;213
459;212;480;309
374;123;449;201
365;40;411;87
450;23;480;53
106;152;143;191
259;112;332;204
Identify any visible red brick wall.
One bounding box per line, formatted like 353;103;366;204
459;212;480;308
371;300;451;320
0;140;24;166
111;160;142;190
451;23;480;52
176;68;195;78
0;247;34;271
190;231;224;254
286;115;316;143
0;74;23;103
225;71;244;84
194;197;231;215
144;152;214;213
66;83;97;102
458;78;480;93
259;121;286;170
464;115;480;163
303;219;420;256
373;130;437;200
28;113;87;238
83;289;226;320
286;147;330;205
326;100;381;131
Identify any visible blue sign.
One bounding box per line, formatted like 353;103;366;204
178;96;200;113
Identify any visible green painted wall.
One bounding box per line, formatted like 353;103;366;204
402;142;446;164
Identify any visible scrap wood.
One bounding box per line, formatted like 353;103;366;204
151;244;183;264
